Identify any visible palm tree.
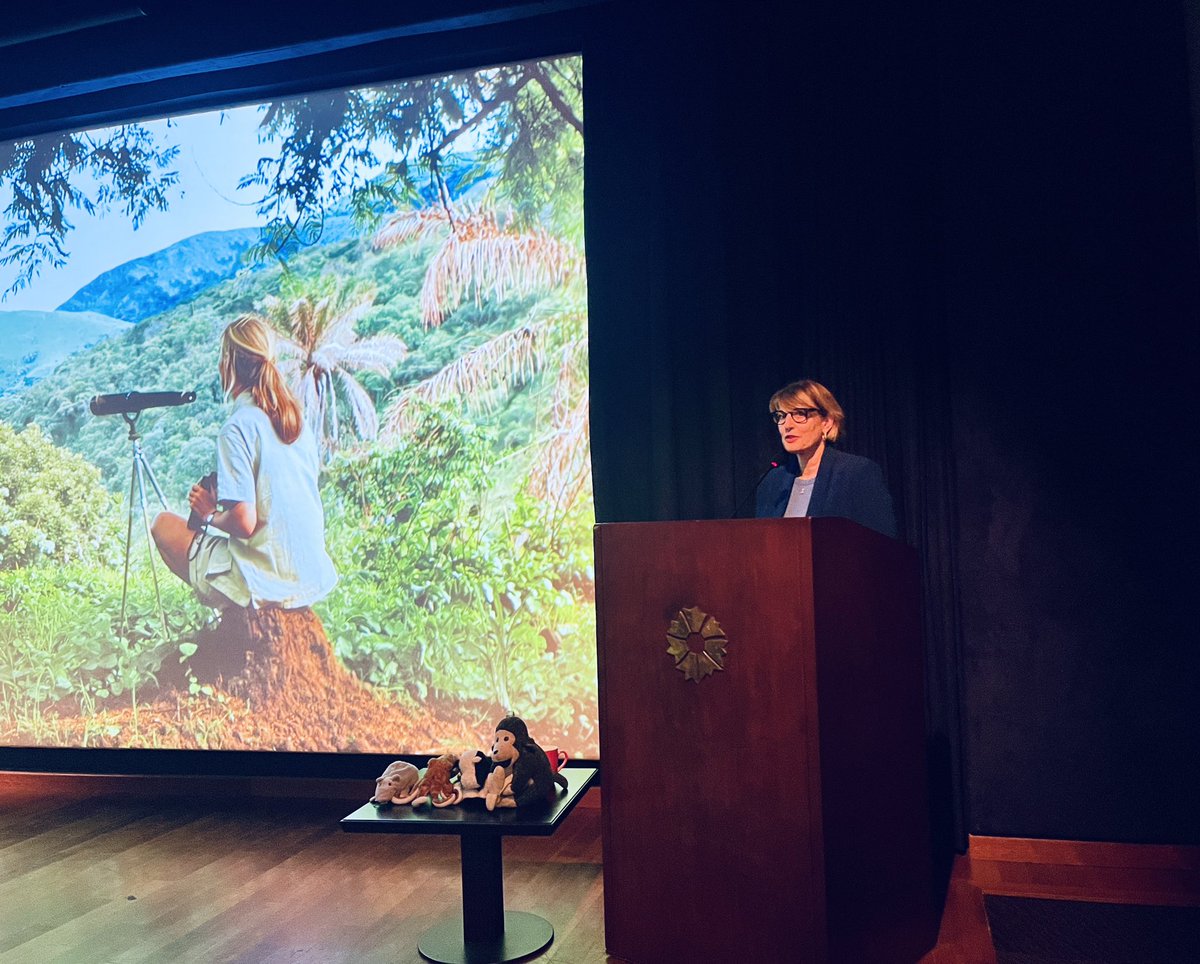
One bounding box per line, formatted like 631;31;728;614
257;275;408;452
373;203;590;513
373;205;582;328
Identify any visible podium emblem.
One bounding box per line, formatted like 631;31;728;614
665;606;728;682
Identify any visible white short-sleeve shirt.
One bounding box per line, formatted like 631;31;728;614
206;393;337;609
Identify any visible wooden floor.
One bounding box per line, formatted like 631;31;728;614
1;783;1196;963
0;791;606;964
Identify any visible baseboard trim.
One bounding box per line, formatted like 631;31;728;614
0;770;368;803
969;835;1200;870
967;836;1200;907
0;770;604;810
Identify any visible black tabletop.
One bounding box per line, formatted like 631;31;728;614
341;766;597;838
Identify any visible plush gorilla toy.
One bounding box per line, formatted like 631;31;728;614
487;715;568;809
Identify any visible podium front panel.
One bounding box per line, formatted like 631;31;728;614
595;519;828;964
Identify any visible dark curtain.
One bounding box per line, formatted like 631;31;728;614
937;0;1200;843
586;1;968;851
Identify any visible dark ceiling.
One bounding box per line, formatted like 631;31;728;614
0;0;605;139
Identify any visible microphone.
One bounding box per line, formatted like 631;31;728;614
732;459;781;518
89;391;198;417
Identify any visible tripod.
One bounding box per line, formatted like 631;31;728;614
118;411;171;643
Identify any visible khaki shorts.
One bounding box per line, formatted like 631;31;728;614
188;531;249;609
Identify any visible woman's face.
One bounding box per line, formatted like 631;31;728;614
774;395;833;456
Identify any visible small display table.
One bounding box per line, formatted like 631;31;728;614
341;766;597;964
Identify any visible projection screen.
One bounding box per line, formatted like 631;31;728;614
0;55;596;761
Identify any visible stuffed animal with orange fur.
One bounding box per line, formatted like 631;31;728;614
394;753;463;808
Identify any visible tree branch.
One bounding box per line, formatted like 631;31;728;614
529;64;583;136
427;72;536;158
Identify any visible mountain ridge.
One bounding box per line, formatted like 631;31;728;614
57;213;358;322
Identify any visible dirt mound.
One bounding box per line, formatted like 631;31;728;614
12;608;485;754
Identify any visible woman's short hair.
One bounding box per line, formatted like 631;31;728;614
768;378;845;442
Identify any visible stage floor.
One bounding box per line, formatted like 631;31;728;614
5;777;1192;963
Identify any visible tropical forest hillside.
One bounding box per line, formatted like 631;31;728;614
0;309;130;397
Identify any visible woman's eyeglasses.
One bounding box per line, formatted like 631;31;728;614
771;407;823;425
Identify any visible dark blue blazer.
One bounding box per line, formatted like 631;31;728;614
755;446;898;538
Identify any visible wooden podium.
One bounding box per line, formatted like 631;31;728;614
595;518;937;964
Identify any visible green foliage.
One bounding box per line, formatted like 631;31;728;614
244;56;585;261
0;562;208;733
319;402;595;725
498;63;585;242
0;302;229;503
0;422;121;569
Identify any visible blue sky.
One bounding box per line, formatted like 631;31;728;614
0;66;525;315
0;105;275;313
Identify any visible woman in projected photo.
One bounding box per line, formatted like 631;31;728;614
151;315;337;610
754;378;898;538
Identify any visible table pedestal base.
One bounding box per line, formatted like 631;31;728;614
340;768;596;964
417;910;553;964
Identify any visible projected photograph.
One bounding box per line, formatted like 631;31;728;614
0;56;596;757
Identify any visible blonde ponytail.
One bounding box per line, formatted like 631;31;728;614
220;314;303;444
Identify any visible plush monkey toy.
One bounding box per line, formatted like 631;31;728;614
486;715;567;810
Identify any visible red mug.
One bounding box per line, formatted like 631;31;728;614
544;748;568;772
